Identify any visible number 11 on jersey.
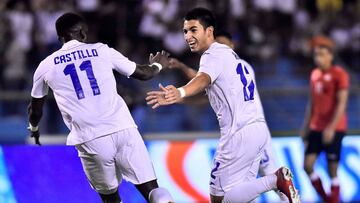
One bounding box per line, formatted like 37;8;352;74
64;60;101;100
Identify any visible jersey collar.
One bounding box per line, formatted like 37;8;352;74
202;42;224;56
208;42;219;50
61;40;83;50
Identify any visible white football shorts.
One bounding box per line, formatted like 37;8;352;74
209;122;270;196
75;127;156;194
258;132;278;176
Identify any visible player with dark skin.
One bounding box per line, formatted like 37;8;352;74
28;13;171;203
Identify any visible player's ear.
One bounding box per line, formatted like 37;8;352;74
79;23;88;42
80;29;87;42
58;36;64;44
207;26;214;38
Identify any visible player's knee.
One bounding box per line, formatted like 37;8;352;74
148;187;174;203
303;158;314;175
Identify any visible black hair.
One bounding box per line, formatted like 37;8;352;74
184;7;216;32
55;13;86;39
215;30;232;40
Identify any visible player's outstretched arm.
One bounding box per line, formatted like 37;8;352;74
131;50;170;81
146;72;211;109
27;96;46;145
169;58;197;80
173;72;211;98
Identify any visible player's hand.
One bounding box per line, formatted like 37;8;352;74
163;85;183;104
27;127;41;146
149;50;170;69
168;58;183;69
146;84;183;109
322;126;335;145
146;84;171;109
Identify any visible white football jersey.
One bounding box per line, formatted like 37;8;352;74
31;40;137;145
199;42;266;156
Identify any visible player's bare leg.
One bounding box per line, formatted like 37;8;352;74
136;179;174;203
136;179;159;200
210;194;223;203
328;161;340;203
328;160;339;179
99;189;121;203
304;153;317;175
304;153;328;201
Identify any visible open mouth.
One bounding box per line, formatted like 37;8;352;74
188;41;196;49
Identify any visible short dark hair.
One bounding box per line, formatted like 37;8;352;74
55;13;86;38
215;30;232;40
184;7;216;31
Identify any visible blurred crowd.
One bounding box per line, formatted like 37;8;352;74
0;0;359;133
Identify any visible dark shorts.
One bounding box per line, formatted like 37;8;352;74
305;130;345;162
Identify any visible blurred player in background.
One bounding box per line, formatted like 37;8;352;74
300;36;349;203
168;31;289;202
27;13;173;203
146;7;300;203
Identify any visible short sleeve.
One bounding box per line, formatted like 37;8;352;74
106;46;136;77
337;68;349;89
31;61;49;98
198;53;222;84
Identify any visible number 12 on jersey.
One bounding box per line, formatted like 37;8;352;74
236;63;255;101
64;60;101;100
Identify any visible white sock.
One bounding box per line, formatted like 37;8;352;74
223;174;277;203
331;177;339;186
148;187;174;203
310;172;320;181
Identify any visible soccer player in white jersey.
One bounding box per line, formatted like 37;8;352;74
168;31;289;202
146;8;300;203
27;13;173;203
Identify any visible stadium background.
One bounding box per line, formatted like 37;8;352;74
0;0;359;202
